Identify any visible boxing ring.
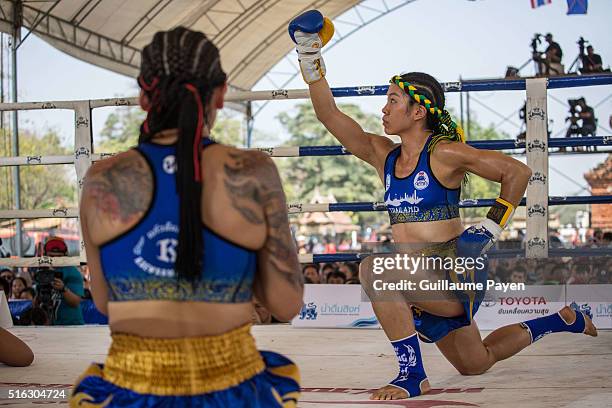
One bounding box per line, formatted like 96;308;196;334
1;74;612;407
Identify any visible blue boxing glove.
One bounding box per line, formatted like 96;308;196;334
288;10;335;84
457;197;515;257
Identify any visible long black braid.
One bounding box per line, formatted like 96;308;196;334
138;27;227;282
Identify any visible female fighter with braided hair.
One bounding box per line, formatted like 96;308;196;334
289;10;597;401
72;27;302;407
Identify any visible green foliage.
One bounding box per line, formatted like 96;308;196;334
97;107;245;153
276;103;387;227
0;129;75;209
461;120;504;219
98;107;145;152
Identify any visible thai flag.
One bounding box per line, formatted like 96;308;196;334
531;0;552;8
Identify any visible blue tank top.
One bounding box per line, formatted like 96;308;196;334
383;136;460;225
99;140;257;303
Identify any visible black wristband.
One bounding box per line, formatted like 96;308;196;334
486;197;515;228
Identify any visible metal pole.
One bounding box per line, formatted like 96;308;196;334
459;89;464;129
246;102;254;148
466;91;471;140
11;3;22;256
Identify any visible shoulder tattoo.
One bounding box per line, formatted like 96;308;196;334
83;155;152;223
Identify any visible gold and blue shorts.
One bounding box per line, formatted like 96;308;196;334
70;324;299;407
411;238;488;343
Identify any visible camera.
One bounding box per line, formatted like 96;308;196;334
566;98;585;119
577;37;589;54
531;33;543;54
33;268;63;322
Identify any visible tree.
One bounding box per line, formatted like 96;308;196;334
97;107;245;153
276;103;387;227
460;118;505;220
0;129;76;209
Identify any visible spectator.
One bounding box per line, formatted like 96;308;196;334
592;229;604;245
581;46;604;74
495;267;509;283
338;262;359;281
324;238;337;254
542;264;565;285
321;263;336;282
327;270;346;284
43;237;84;325
602;232;612;246
509;267;527;284
302;264;321;284
0;277;8;298
10;277;28;300
0;268;14;285
530;263;547;284
20;288;36;301
569;264;590;284
338;239;351;251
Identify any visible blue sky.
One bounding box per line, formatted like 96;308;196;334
11;0;612;197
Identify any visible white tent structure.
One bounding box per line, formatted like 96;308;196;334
0;0;371;91
0;0;421;254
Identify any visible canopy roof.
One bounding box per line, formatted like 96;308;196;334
0;0;360;90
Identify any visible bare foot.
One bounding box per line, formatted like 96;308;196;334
370;380;431;400
559;306;598;337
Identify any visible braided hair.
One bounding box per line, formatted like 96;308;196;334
390;72;465;151
390;72;467;183
138;27;227;282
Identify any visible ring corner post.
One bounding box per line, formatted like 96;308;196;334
525;78;549;259
74;101;93;264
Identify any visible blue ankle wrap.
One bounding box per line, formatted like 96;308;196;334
389;333;428;397
521;310;586;343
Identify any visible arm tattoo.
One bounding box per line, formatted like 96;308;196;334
83;155;152;223
224;151;302;289
223;151;274;225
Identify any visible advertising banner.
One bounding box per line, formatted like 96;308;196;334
475;285;565;329
292;284;379;328
566;284;612;329
292;284;612;330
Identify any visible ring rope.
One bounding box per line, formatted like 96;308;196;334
1;195;610;220
0;136;609;168
3;247;610;268
0;75;610;111
298;247;612;264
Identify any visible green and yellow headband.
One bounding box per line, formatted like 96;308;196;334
390;75;443;118
390;75;465;145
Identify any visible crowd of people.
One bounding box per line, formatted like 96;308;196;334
0;237;91;326
294;228;611;286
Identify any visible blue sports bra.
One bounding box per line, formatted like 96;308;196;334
383;136;460;225
99;139;257;303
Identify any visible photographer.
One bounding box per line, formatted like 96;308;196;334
534;33;564;76
582;46;604;74
566;98;597;139
40;237;84;325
